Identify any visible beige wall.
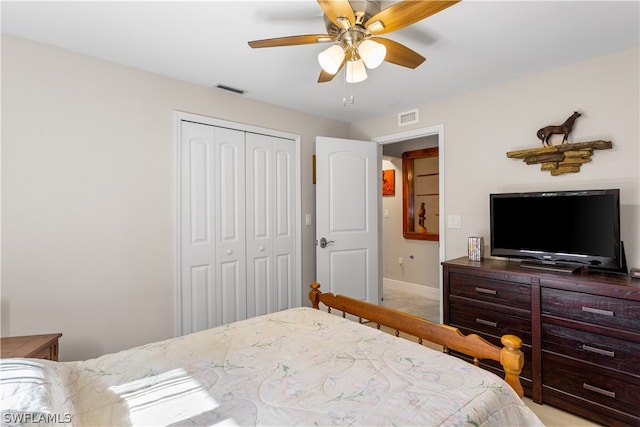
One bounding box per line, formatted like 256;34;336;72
1;34;349;361
352;47;640;270
2;34;638;361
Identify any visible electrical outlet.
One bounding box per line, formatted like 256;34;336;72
398;257;404;265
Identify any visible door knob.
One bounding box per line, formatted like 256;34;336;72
319;237;335;248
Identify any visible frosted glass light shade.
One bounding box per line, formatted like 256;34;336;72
346;59;367;83
318;45;345;75
358;39;386;69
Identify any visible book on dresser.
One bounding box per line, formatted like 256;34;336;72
442;256;640;427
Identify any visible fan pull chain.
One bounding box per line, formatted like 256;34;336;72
342;95;355;106
342;68;355;106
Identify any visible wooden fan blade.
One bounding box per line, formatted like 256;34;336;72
248;34;332;48
365;0;459;35
373;37;426;69
318;59;346;83
317;0;355;29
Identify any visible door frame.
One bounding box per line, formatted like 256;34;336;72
372;124;445;322
173;111;302;337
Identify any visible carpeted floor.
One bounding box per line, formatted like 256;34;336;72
381;287;440;323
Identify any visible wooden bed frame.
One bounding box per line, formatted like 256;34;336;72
309;282;525;398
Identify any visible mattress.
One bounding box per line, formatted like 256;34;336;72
1;307;543;426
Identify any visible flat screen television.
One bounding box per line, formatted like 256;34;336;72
490;189;625;273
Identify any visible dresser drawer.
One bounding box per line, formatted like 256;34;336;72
449;273;530;310
542;287;640;334
449;302;532;344
543;353;640;419
543;323;640;374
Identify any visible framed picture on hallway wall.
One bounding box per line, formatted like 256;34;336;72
382;169;395;196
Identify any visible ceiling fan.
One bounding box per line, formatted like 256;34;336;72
248;0;460;83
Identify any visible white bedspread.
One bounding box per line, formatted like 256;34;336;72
1;307;543;426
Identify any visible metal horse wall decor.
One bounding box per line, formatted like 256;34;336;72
536;111;581;147
508;110;612;176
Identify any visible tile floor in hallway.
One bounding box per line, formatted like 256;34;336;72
380;287;601;427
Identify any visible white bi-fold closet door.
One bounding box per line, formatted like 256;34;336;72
178;117;298;336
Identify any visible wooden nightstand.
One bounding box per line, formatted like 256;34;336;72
0;333;62;361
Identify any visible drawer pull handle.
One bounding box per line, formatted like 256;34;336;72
583;383;616;399
581;306;614;317
475;287;497;295
475;318;498;328
582;344;615;358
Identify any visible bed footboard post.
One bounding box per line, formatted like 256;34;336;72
500;334;525;398
309;282;321;309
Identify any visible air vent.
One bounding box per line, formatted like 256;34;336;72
216;84;246;95
398;109;419;127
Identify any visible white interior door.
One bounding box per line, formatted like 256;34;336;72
315;136;380;303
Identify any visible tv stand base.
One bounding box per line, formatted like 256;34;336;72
519;261;580;273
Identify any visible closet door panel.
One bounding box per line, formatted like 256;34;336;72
251;257;270;316
246;133;296;314
246;142;271;316
179;122;216;335
276;253;292;311
219;260;242;325
214;127;247;325
274;149;295;310
190;265;213;332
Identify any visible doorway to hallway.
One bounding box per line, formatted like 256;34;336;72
374;125;444;323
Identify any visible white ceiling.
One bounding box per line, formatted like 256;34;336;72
2;1;639;124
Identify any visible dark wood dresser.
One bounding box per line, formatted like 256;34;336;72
443;257;640;427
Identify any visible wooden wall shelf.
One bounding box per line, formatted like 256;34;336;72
506;140;612;175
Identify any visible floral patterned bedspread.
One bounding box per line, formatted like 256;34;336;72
1;307;543;426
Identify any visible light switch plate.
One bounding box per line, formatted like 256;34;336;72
447;215;461;229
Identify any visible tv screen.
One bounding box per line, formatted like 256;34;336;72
490;189;623;272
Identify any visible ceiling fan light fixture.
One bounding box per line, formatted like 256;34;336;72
366;20;385;33
358;39;386;69
346;59;367;83
318;44;345;75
